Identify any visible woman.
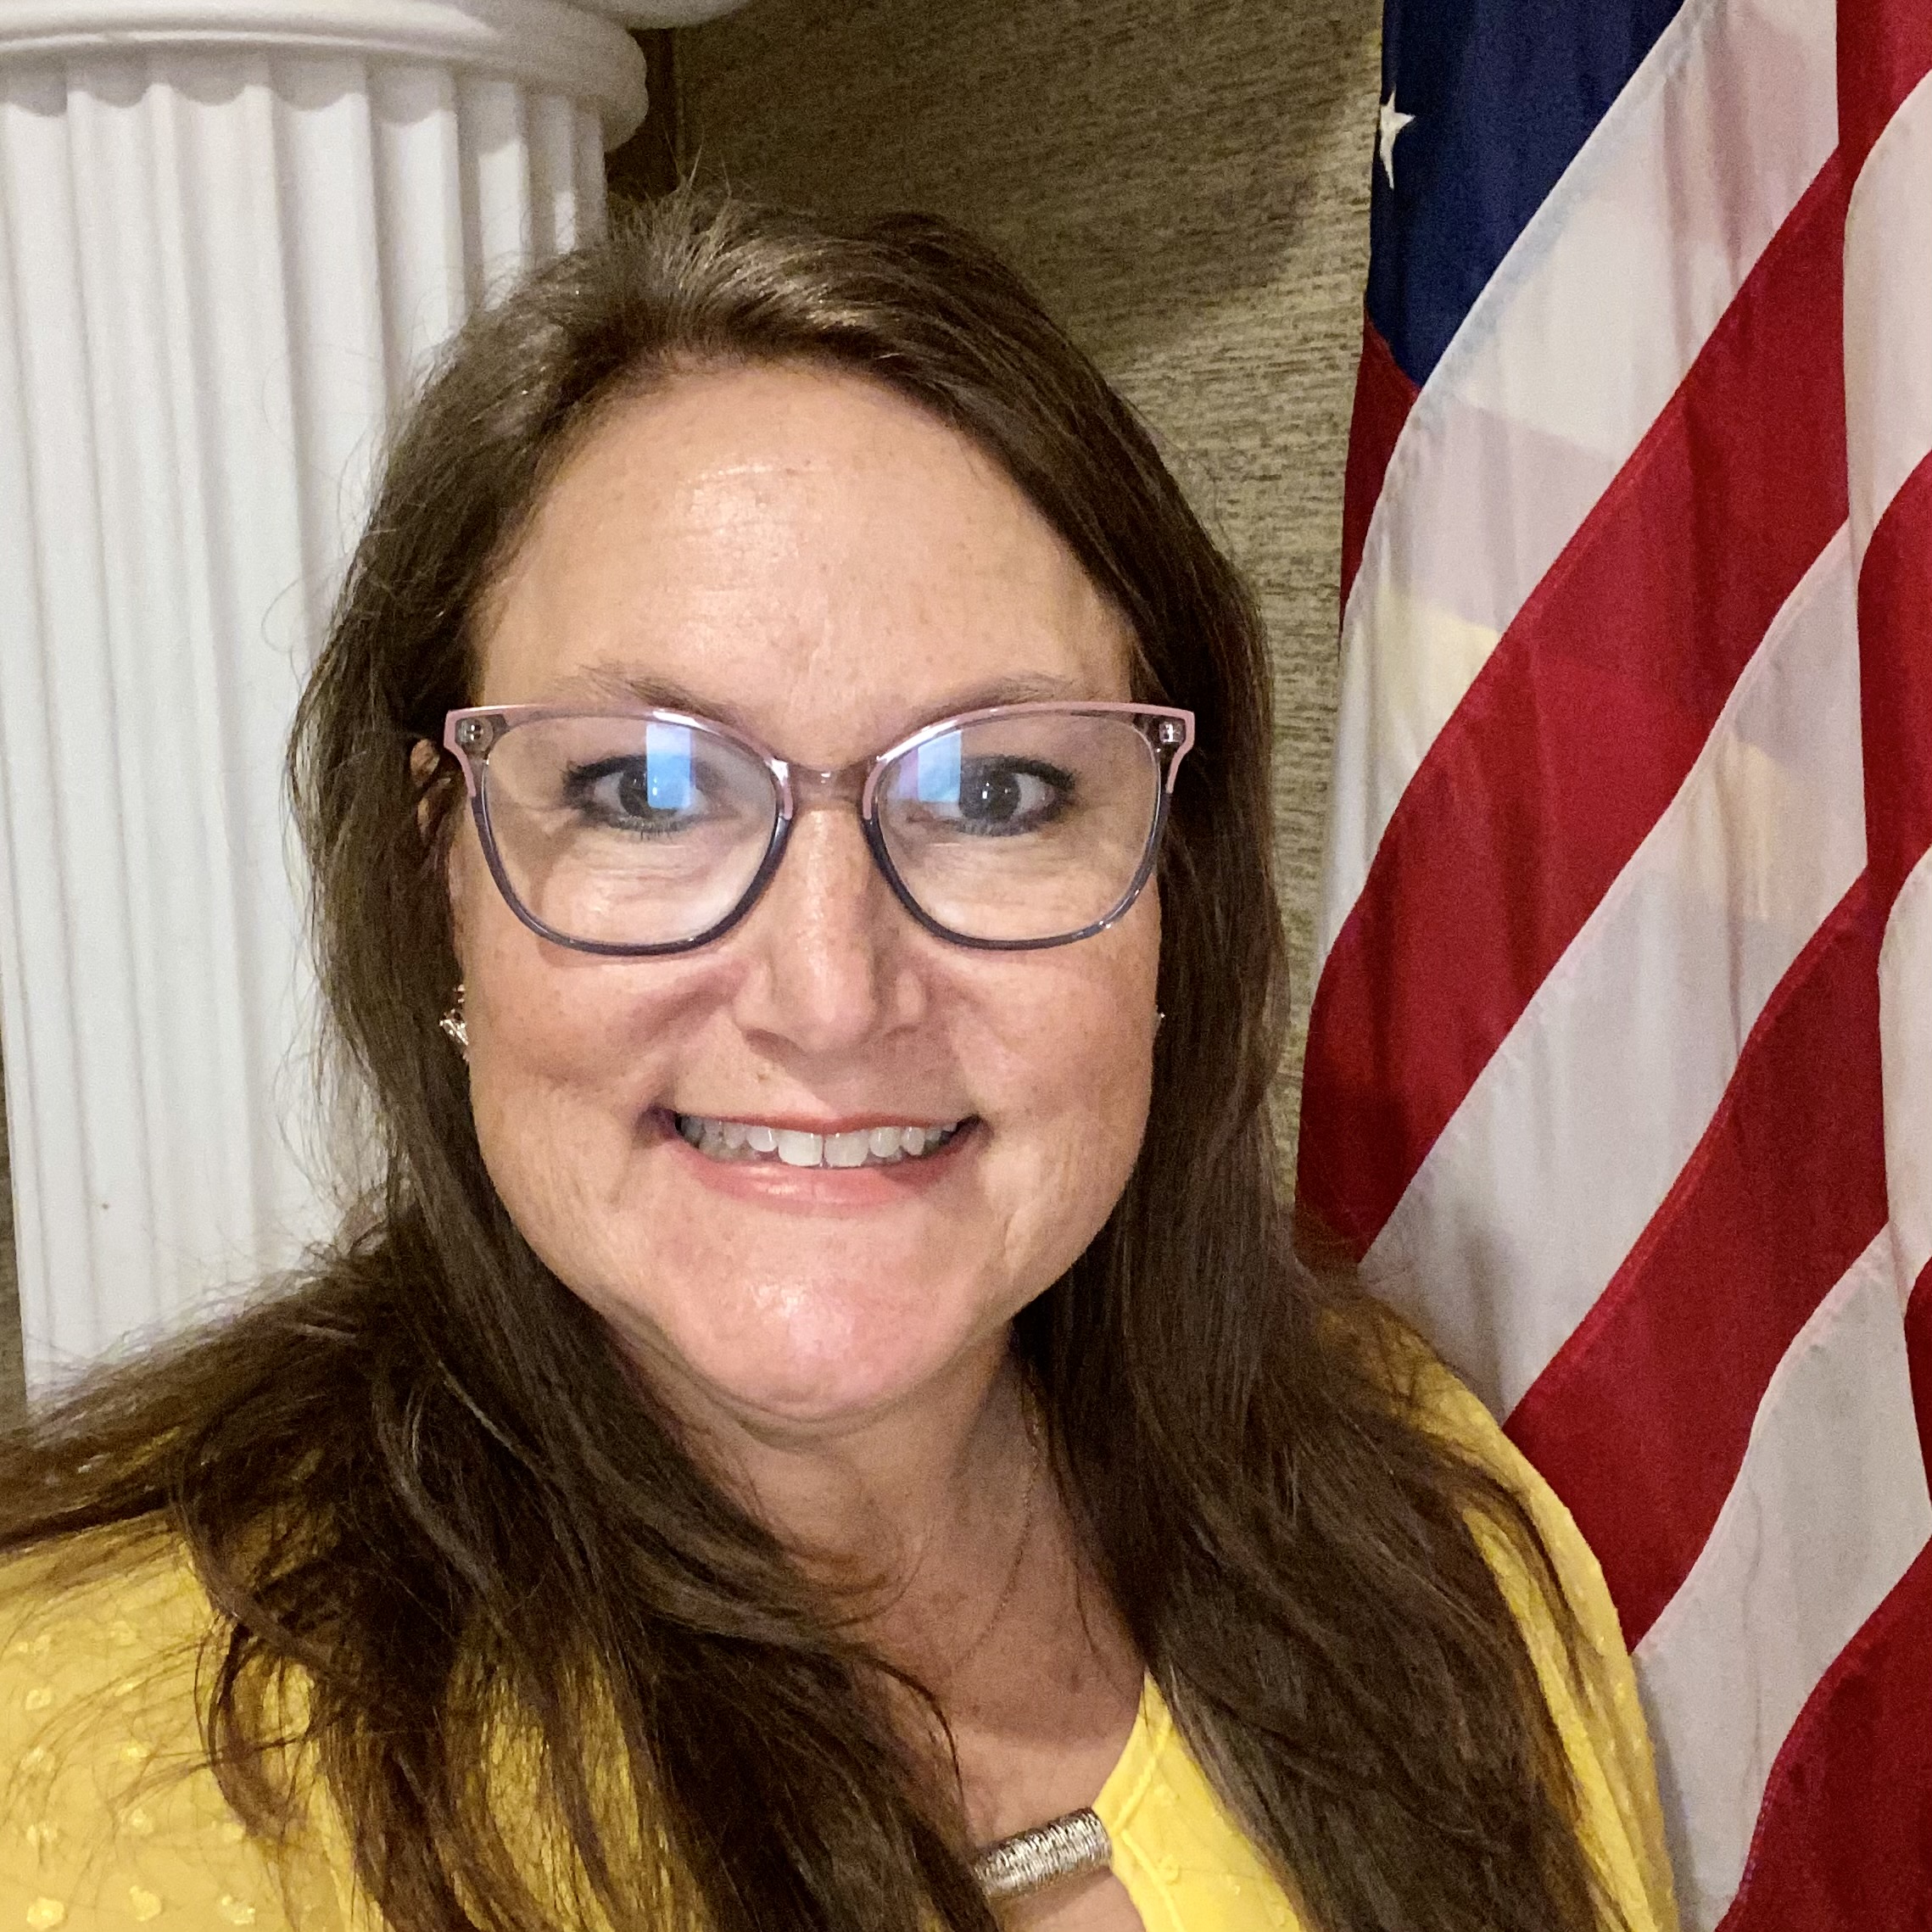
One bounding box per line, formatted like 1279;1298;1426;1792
0;194;1675;1932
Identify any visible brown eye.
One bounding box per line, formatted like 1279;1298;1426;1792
963;765;1025;824
951;760;1072;835
564;757;697;835
614;764;657;821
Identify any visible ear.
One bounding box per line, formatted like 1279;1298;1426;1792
412;739;472;966
410;740;444;842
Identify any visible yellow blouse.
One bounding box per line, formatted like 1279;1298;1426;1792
0;1372;1679;1932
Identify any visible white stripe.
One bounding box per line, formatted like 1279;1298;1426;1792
1880;846;1932;1303
1364;532;1859;1412
1845;67;1932;565
1317;0;1836;970
1633;1236;1932;1930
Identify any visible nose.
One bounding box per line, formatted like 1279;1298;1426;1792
728;796;919;1055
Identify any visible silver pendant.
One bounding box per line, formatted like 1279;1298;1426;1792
972;1807;1113;1903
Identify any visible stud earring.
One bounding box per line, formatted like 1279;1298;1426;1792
439;983;468;1053
1155;1008;1167;1030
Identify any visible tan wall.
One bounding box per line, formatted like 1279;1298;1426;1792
672;0;1380;1172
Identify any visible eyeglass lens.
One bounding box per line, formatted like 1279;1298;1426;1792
476;710;1168;950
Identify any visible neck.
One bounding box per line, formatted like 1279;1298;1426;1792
654;1330;1041;1664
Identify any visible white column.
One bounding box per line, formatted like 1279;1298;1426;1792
0;0;732;1389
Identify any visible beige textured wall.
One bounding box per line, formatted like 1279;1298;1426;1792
673;0;1381;1170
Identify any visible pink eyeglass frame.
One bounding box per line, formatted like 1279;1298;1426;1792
442;698;1198;956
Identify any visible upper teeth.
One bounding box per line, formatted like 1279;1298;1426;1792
673;1115;964;1167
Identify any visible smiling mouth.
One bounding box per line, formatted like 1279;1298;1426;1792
671;1114;971;1169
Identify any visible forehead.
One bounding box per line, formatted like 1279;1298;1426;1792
477;360;1137;761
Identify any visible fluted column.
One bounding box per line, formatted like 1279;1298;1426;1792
0;0;729;1389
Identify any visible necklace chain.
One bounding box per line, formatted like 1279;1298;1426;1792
947;1393;1042;1677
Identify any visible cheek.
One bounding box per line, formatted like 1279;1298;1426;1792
450;835;696;1219
451;817;693;1075
977;922;1159;1273
464;980;641;1261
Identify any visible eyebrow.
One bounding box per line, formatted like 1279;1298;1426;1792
541;663;1096;741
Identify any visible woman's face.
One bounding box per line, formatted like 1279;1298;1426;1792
453;362;1159;1434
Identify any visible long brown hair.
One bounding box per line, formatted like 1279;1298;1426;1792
1;193;1612;1932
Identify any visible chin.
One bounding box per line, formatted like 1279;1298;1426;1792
629;1273;995;1432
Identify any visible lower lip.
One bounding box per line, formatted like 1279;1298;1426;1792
651;1113;978;1209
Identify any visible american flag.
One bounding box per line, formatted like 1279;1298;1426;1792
1297;1;1932;1924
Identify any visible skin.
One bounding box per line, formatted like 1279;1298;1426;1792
452;361;1159;1929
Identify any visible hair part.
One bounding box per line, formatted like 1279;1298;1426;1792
2;192;1615;1932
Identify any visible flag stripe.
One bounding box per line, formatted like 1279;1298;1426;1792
1325;0;1835;967
1881;852;1932;1322
1630;1234;1932;1929
1361;532;1861;1415
1301;162;1849;1254
1857;458;1932;911
1912;1264;1932;1488
1714;1540;1932;1931
1509;878;1889;1644
1337;316;1417;614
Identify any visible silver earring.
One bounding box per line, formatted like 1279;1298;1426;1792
439;983;468;1053
1155;1007;1166;1030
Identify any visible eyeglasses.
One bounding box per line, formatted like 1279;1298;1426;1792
442;700;1196;955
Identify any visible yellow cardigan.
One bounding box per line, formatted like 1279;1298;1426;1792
0;1371;1679;1932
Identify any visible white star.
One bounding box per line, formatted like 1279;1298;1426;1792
1378;93;1415;190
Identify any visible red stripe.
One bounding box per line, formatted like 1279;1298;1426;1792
1297;159;1850;1256
1505;880;1888;1644
1716;1536;1932;1932
1858;450;1932;907
1339;315;1419;616
1838;0;1932;181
